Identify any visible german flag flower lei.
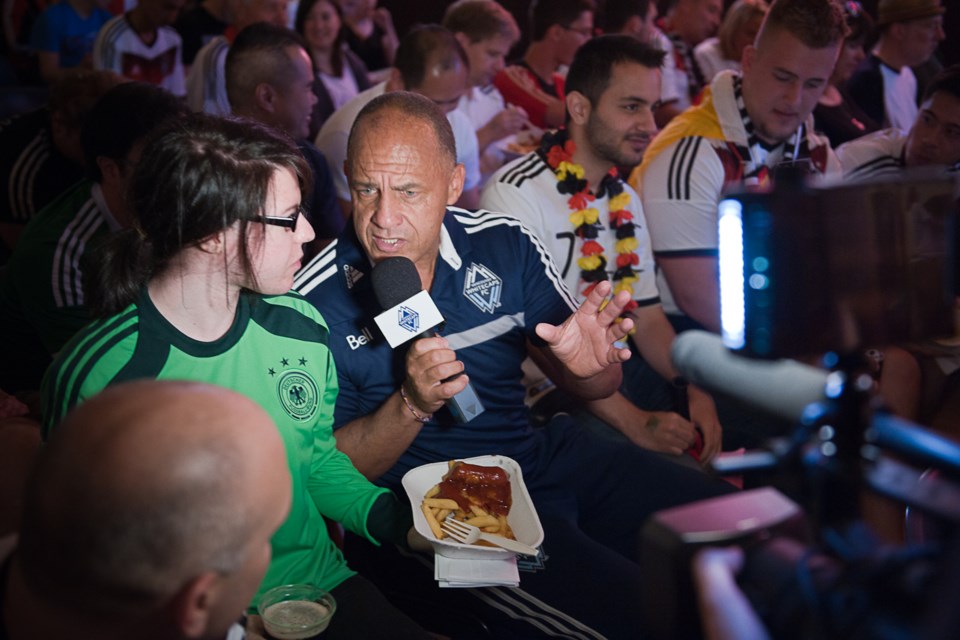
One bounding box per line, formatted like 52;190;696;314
539;128;639;314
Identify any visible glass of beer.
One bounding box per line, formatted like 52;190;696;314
257;584;337;639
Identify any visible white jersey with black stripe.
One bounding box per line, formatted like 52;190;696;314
185;35;230;114
481;150;659;306
836;127;906;180
94;15;185;95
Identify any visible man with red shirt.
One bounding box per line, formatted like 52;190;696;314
492;0;594;129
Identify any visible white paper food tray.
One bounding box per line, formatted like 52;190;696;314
401;455;544;559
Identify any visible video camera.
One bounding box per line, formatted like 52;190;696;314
640;169;960;639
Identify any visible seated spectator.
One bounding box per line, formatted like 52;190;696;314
630;0;844;445
337;0;398;80
839;63;960;487
846;0;945;132
1;380;292;640
226;22;342;254
30;0;112;83
633;0;842;335
493;0;594;129
294;90;735;638
481;35;723;459
0;69;123;260
93;0;187;95
601;0;659;42
174;0;229;67
40;113;432;638
0;82;185;394
693;0;768;82
315;24;481;211
838;64;960;177
295;0;371;138
654;0;724;126
186;0;289;114
814;0;880;147
602;0;687;120
444;1;526;152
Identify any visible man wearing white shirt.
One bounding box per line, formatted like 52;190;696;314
602;0;685;126
315;24;481;211
654;0;724;126
482;35;723;459
846;0;946;132
94;0;187;96
633;0;842;333
839;64;960;177
185;0;289;114
444;0;528;161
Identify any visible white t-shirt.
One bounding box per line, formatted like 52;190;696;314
653;28;684;107
456;83;506;130
94;15;186;96
481;151;659;305
836;127;907;178
320;65;360;112
185;35;230;115
315;82;481;200
456;84;515;183
693;37;739;85
881;63;918;132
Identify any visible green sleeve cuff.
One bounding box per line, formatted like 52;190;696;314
365;491;413;549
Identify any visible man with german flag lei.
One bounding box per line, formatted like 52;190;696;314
482;35;722;463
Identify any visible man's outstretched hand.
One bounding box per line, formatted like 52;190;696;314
535;280;633;379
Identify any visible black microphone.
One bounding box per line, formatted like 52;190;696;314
371;257;485;423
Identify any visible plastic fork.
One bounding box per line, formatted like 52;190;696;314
440;517;539;555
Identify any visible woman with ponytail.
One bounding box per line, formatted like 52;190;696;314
40;112;432;638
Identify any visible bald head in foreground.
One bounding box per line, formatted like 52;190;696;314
1;380;292;640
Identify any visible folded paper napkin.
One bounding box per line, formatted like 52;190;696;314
435;554;520;588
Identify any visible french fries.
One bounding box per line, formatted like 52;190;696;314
420;460;516;544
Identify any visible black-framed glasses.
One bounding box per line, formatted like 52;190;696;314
256;206;304;231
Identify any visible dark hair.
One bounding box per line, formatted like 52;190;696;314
294;0;348;76
80;82;186;182
48;70;125;130
442;0;520;44
226;22;312;111
88;114;310;316
394;25;468;90
530;0;595;42
758;0;849;50
923;64;960;102
565;34;666;106
347;91;457;171
601;0;653;33
842;0;873;44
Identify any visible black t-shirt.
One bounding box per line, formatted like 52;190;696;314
813;92;880;148
343;23;389;72
174;5;227;65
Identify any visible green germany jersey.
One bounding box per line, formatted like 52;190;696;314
42;287;390;606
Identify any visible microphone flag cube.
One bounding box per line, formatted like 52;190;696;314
374;290;445;348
